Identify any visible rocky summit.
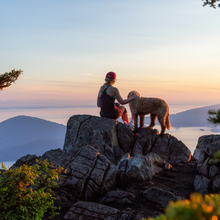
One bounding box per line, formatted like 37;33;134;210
11;115;220;220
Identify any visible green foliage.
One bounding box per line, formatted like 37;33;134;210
142;193;220;220
0;69;23;90
0;159;66;220
202;0;220;8
214;150;220;159
145;215;167;220
212;150;220;164
207;109;220;125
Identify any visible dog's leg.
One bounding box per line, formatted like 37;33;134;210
133;113;138;133
140;115;145;128
149;113;157;128
157;115;166;136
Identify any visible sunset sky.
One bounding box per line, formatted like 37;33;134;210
1;0;220;111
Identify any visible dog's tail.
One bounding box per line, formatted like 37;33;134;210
165;114;171;130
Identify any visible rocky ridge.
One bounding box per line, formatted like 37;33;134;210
11;115;220;220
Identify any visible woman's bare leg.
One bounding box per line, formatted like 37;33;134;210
123;112;129;124
116;106;129;124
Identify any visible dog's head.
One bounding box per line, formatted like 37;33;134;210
127;91;141;98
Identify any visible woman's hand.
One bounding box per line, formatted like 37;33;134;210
133;96;139;101
114;87;139;105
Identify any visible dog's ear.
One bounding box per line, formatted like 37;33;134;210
128;91;140;98
127;92;131;98
135;91;141;97
128;91;135;98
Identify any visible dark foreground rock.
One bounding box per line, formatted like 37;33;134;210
143;187;183;208
134;127;191;163
193;135;220;194
63;115;122;164
99;190;135;205
64;201;120;220
56;145;120;207
12;115;219;219
42;161;198;220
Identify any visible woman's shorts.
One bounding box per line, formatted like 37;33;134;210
100;103;127;119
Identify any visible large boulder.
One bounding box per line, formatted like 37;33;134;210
40;148;65;167
193;135;220;194
135;127;191;163
134;127;158;155
64;201;120;220
11;149;65;169
117;153;154;182
64;201;134;220
63;115;128;164
212;175;220;193
99;190;135;205
209;165;219;179
146;152;166;166
143;187;182;207
56;145;120;207
117;122;135;153
193;135;220;160
11;154;40;168
63;116;192;165
194;175;210;195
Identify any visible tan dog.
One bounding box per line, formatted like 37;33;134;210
128;91;171;135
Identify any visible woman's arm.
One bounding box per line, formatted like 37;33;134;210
114;88;137;105
97;94;101;107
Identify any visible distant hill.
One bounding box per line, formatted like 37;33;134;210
170;104;220;128
0;115;66;161
143;104;220;128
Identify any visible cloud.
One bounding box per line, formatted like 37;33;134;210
0;99;96;109
83;73;103;78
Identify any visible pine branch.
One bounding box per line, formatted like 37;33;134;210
0;69;23;90
207;109;220;125
203;0;220;8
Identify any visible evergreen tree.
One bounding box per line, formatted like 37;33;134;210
0;69;23;90
207;109;220;125
203;0;220;8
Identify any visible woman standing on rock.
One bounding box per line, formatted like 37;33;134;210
97;71;138;124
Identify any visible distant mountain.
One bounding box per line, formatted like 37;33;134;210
0;115;66;161
169;104;220;128
143;104;220;128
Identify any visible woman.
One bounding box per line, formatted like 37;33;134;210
97;71;138;123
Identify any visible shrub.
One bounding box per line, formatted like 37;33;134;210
0;159;66;220
214;150;220;164
143;193;220;220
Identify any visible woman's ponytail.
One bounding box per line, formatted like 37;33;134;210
98;83;108;97
98;77;114;97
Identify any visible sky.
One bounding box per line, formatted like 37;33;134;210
1;0;220;111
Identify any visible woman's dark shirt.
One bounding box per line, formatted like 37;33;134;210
100;86;118;119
